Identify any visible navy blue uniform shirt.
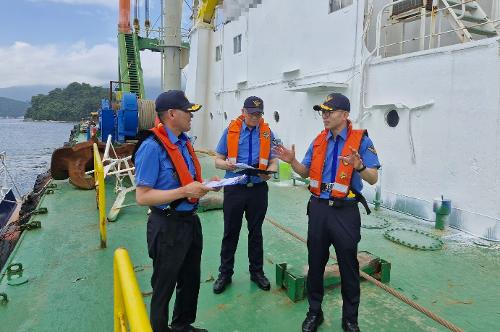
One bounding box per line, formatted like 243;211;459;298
135;126;198;211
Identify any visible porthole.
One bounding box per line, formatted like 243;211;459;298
224;112;228;120
385;110;399;127
210;112;214;120
274;111;280;123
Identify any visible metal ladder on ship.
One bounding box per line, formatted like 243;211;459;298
441;0;499;41
390;0;499;43
123;33;141;98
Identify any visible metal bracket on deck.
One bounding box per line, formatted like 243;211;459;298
6;263;28;286
33;207;48;215
20;220;41;231
276;251;391;302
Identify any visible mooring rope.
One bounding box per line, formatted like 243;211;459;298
264;215;464;332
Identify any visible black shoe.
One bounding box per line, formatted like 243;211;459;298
342;320;360;332
171;325;208;332
250;273;271;291
213;275;231;294
302;311;324;332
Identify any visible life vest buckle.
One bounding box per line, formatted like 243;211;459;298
320;182;334;192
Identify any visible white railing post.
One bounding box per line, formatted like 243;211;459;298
420;1;427;51
376;0;409;56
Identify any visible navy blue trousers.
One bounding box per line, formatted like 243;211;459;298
306;197;361;323
218;182;268;277
147;210;202;332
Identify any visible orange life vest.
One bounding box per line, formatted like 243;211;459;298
150;123;203;203
309;120;365;198
227;115;271;170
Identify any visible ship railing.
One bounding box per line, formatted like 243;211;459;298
375;0;500;57
114;247;152;332
93;143;107;248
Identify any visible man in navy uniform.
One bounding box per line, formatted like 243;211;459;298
274;93;380;332
212;96;279;294
135;90;217;332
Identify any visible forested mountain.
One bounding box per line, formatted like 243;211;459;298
0;97;29;117
25;82;108;121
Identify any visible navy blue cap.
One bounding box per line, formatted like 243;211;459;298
313;93;350;112
155;90;202;113
243;96;264;114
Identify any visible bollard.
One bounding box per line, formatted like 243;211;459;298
433;197;452;230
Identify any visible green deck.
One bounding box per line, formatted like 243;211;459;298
1;152;499;331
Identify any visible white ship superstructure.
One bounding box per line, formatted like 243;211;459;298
185;0;500;241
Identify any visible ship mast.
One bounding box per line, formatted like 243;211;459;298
162;0;183;90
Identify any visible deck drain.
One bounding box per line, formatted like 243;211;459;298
384;228;443;250
361;217;391;229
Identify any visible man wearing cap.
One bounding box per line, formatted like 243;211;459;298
274;93;380;332
212;96;279;294
135;90;217;332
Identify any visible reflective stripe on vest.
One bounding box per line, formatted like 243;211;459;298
150;123;203;203
227;115;271;170
309;120;365;198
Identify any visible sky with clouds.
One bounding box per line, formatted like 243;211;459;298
0;0;192;90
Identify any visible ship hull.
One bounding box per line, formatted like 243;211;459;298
185;0;500;241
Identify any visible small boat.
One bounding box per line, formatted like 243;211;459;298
0;152;19;230
0;152;21;269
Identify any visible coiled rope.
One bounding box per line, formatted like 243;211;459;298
138;99;156;130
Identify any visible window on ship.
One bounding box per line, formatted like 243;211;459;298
216;45;222;61
233;34;242;54
329;0;353;13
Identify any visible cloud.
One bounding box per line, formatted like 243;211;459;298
0;41;162;88
29;0;117;8
29;0;150;8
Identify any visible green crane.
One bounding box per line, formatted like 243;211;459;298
117;0;162;99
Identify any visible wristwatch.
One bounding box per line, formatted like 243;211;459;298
356;163;367;172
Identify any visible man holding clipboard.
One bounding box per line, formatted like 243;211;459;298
213;96;278;294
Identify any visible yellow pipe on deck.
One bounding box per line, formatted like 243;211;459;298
93;143;106;248
114;248;152;332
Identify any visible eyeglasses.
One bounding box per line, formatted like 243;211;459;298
247;111;264;118
316;110;337;118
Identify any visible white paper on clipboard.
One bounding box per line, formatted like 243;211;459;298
203;175;247;188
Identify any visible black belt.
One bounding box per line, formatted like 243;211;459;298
312;186;372;215
150;206;197;217
310;196;358;207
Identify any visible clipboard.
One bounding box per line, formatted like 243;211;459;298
236;168;277;176
204;175;247;188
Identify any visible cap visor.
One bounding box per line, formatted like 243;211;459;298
184;103;202;112
314;104;334;111
245;107;263;114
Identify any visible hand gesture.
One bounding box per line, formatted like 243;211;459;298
338;146;363;170
273;144;295;163
225;159;237;171
184;181;212;199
